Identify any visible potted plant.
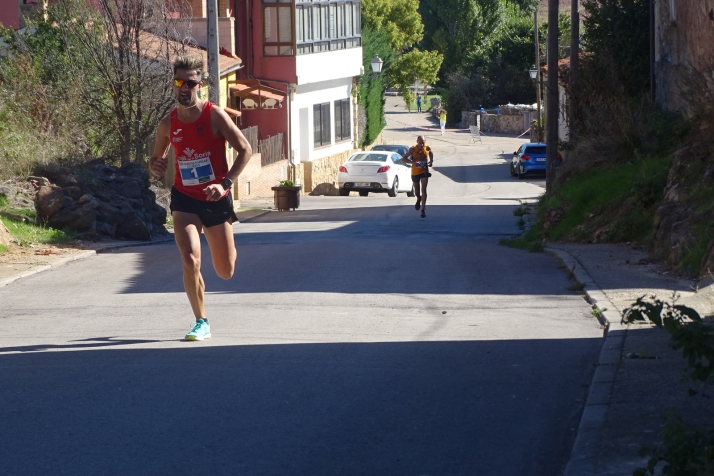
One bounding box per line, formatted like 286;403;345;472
271;180;302;211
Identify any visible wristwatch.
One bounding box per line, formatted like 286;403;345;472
221;177;233;190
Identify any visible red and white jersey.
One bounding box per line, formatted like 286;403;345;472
170;101;228;201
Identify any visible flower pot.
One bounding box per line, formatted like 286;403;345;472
271;185;302;211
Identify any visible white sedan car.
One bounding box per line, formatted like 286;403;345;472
337;151;416;197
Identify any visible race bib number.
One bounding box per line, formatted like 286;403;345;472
415;161;427;169
178;157;216;186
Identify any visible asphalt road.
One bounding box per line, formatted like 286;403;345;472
0;103;603;475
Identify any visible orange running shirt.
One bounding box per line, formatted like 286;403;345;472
410;144;431;175
170;102;228;201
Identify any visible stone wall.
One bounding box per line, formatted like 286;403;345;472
481;114;528;135
461;111;480;128
655;0;714;119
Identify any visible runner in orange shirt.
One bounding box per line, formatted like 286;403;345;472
401;135;433;218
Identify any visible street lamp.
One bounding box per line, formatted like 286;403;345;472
529;64;543;143
370;55;383;75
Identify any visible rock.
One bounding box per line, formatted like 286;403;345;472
0;220;12;246
36;185;65;217
27;176;51;187
47;201;96;231
0;184;16;200
63;186;83;200
117;181;142;199
33;159;168;241
543;206;566;231
115;209;150;241
38;164;71;178
53;174;80;188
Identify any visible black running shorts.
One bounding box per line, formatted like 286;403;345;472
411;172;431;183
170;187;238;228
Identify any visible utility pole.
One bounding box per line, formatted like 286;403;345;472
207;0;221;105
534;7;542;143
569;0;579;143
546;0;559;196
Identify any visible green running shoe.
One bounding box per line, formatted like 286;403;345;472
185;318;211;341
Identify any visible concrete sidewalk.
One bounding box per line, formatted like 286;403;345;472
549;244;714;476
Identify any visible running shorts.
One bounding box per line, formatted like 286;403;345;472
170;187;238;228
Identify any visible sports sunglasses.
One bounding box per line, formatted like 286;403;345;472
173;78;202;88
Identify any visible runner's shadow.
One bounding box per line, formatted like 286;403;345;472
0;337;165;353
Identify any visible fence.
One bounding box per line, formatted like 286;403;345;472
259;133;285;167
241;126;258;154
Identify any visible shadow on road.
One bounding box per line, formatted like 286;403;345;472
0;337;599;475
104;203;586;296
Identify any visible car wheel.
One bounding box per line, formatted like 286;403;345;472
406;183;415;197
339;188;350;196
359;190;369;197
517;164;524;180
387;178;398;197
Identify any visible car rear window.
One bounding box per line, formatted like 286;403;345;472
348;153;388;162
525;146;546;154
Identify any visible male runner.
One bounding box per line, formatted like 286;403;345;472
401;135;433;218
149;56;252;341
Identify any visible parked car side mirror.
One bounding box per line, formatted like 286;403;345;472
513;151;518;155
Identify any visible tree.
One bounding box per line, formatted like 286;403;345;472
51;0;192;164
362;0;424;52
419;0;502;81
386;49;443;107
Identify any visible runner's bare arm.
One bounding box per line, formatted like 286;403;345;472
402;148;414;163
211;107;253;183
428;150;434;166
149;115;172;178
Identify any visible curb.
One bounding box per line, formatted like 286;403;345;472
546;247;628;476
0;236;175;288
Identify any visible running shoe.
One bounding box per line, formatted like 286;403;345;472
421;210;426;218
185;318;211;341
415;198;421;210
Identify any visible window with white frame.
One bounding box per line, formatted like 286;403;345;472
314;103;331;147
263;0;293;56
334;99;351;142
295;1;361;56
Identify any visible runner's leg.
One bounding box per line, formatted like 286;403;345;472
413;177;421;210
173;211;206;319
420;177;428;211
203;220;237;280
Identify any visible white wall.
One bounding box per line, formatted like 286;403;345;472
295;48;362;85
291;77;355;162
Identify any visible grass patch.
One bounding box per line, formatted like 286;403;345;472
681;224;712;275
499;226;544;252
0;216;76;246
0;195;7;208
0;243;7;254
544;155;671;242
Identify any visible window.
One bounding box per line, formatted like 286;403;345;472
314;103;331;147
296;1;362;55
263;0;293;56
334;99;351;142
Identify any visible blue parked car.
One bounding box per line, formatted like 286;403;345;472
510;142;562;179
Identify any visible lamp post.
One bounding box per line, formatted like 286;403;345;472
529;65;543;143
370;54;384;75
